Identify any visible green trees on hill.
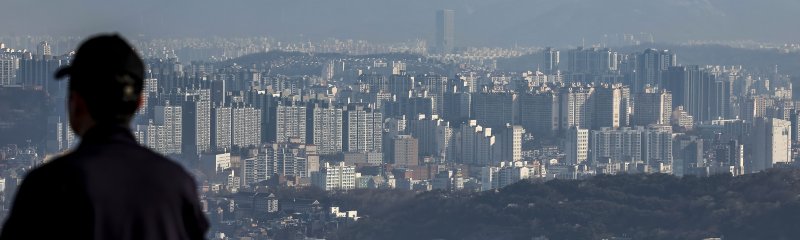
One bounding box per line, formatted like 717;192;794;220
331;170;800;240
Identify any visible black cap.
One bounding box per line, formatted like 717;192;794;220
55;34;144;82
55;34;145;123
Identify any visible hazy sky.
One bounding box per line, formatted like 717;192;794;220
2;0;798;47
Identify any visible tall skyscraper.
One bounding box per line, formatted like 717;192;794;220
435;9;455;54
665;65;719;122
544;47;560;75
634;49;677;92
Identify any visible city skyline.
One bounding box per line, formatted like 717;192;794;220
1;2;800;239
3;1;800;47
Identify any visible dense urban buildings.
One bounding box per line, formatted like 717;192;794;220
1;14;799;239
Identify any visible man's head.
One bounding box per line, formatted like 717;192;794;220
55;34;145;136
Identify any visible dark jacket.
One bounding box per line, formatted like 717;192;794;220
0;124;208;239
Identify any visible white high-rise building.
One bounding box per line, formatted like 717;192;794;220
590;125;673;167
565;127;589;165
211;107;232;152
560;86;594;130
242;155;268;187
748;118;791;173
232;106;261;148
37;41;51;56
343;104;383;153
263;139;320;178
308;102;343;155
275;102;307;143
181;89;211;155
311;162;356;191
0;55;19;86
154;102;182;155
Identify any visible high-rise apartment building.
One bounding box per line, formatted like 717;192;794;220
263;138;320;178
0;55;19;86
633;90;672;126
590;125;672;166
307;101;343;155
518;89;559;136
311;162;356;191
544;47;560;75
592;84;624;130
343;104;383;153
665;65;723;122
406;115;454;161
559;86;594;130
273;101;307;144
211;106;232;152
37;41;51;57
154;102;183;155
747;118;791;173
389;135;419;166
567;47;618;76
472;92;516;129
417;74;448;115
495;125;525;162
181;89;211;157
455;120;496;165
565;127;589;165
232;105;261;148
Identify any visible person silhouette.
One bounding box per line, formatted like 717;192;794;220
0;34;208;239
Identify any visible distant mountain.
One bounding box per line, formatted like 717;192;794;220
498;44;800;76
2;0;799;47
333;170;800;240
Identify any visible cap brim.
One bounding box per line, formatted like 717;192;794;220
54;66;71;80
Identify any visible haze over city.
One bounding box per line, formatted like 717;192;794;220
1;1;800;239
3;0;800;46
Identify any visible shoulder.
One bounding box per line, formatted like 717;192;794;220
25;153;84;183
